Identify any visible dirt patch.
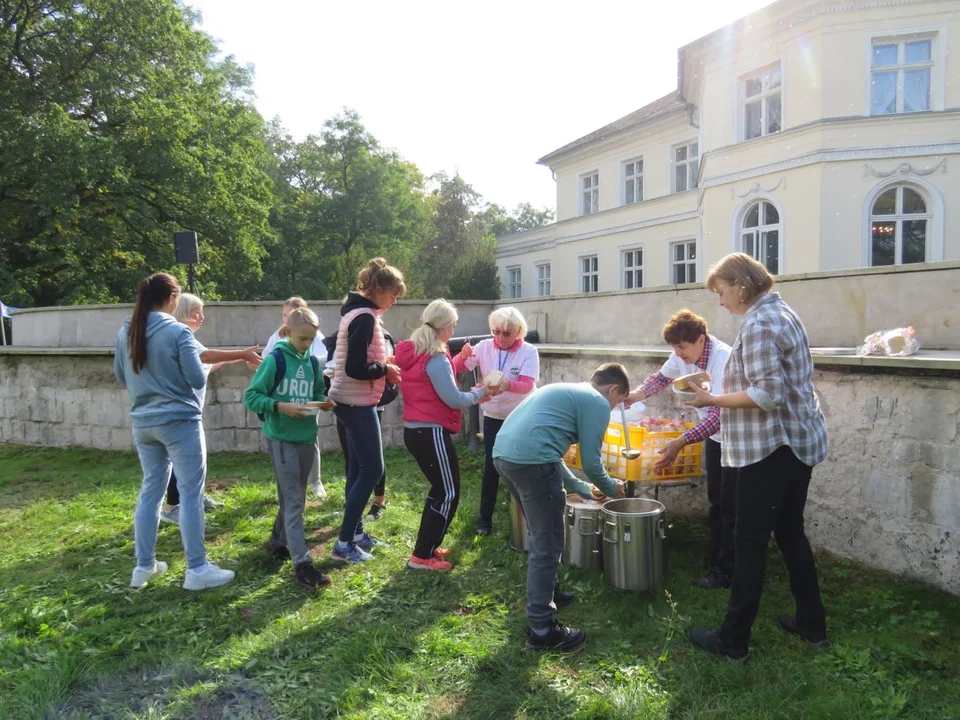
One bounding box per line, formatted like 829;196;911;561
61;666;276;719
306;525;338;542
24;466;54;473
207;476;244;492
425;693;465;718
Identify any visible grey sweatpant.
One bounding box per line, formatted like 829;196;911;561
267;439;319;567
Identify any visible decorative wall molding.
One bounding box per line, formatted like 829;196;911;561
730;176;787;200
862;158;947;178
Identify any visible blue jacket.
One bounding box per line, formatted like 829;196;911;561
114;312;207;428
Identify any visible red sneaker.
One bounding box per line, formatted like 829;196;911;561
406;554;453;572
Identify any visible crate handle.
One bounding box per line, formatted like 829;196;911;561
602;521;618;544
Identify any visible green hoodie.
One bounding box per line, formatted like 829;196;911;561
244;340;327;444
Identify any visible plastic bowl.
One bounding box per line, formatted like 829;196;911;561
673;383;708;402
302;406;321;416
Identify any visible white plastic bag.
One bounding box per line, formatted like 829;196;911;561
610;402;647;425
857;326;920;357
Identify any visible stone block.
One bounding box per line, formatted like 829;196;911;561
109;428;133;451
246;410;262;428
862;466;908;515
233;429;262;452
103;402;129;429
62;397;84;426
919;443;960;473
908;470;960;527
0;419;12;442
205;429;233;452
71;425;93;448
203;405;223;428
23;421;42;445
318;425;340;453
218;403;247;429
215;388;243;403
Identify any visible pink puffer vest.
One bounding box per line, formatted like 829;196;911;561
329;307;386;406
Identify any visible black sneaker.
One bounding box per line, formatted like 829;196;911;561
295;562;331;591
688;627;749;661
692;571;731;590
366;502;386;521
553;588;576;610
526;621;586;652
267;544;291;561
776;614;828;647
475;519;493;536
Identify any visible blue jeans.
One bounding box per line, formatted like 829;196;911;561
333;404;384;543
132;420;207;570
494;457;567;628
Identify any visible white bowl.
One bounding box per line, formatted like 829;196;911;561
673;383;707;402
302;406;320;416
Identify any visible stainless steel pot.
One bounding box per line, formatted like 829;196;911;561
601;497;666;592
562;494;603;569
508;492;529;552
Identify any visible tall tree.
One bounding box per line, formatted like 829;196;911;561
0;0;275;306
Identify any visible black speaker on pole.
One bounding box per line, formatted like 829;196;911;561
174;231;200;265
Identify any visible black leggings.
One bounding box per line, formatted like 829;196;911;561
337;410;386;497
166;471;179;506
404;426;460;560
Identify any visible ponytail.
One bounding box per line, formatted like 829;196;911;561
357;257;407;299
410;299;458;356
128;273;181;374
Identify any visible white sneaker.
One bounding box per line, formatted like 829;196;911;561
160;506;180;524
310;480;327;499
130;561;169;588
203;494;225;510
183;562;235;591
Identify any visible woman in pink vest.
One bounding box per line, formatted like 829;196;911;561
395;300;503;571
328;258;406;564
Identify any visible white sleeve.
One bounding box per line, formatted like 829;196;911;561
519;344;540;381
263;330;280;356
659;353;684;380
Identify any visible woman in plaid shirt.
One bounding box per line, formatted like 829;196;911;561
626;309;735;590
683;253;829;660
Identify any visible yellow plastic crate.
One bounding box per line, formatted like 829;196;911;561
563;422;702;482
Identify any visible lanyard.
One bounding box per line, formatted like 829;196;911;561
497;347;511;374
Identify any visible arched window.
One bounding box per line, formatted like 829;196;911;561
869;184;929;266
740;200;780;274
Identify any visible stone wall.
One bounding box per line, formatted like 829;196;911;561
1;348;958;595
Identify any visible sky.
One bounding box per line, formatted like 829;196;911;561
185;0;775;213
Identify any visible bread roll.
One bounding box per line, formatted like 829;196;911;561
672;371;711;391
484;370;504;388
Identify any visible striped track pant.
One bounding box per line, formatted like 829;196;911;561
404;426;460;560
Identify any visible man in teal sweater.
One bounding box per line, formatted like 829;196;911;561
493;362;629;652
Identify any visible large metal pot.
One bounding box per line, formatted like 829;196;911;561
601;497;666;592
562;494;603;569
508;492;529;552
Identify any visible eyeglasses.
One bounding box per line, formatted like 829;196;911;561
491;328;515;336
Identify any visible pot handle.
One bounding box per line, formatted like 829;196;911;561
577;517;596;535
602;521;618;544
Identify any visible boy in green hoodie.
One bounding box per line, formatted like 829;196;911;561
245;308;335;591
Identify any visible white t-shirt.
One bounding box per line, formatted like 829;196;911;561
464;339;540;420
263;329;326;359
656;335;731;442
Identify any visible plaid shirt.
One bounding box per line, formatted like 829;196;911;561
721;293;828;468
640;337;721;444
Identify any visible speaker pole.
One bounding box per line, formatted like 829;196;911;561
188;263;197;294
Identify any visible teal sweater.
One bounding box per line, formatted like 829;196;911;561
493;382;618;498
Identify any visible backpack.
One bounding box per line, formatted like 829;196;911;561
256;348;320;421
321;331;398;407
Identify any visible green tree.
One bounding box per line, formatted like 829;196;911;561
0;0;275;306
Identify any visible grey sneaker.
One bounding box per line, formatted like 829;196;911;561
160;506;180;524
183;562;235;591
309;480;327;499
130;561;169;588
203;494;225;510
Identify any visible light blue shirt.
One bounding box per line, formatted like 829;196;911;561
493;382;618;497
114;312;207;428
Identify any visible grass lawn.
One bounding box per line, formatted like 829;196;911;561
0;443;958;719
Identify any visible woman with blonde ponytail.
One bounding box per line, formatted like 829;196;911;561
394;300;503;571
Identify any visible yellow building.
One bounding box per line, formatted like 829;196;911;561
495;0;959;297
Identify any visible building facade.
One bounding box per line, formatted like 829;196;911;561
495;0;959;297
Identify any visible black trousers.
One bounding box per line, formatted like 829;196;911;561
166;471;179;506
337;409;387;497
705;439;737;578
479;415;506;523
404;426;460;560
719;446;826;652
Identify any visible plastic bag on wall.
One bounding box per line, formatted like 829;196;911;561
857;326;921;357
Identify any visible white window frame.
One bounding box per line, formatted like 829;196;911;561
738;61;783;142
579;170;600;216
671;140;699;193
535;261;552;296
621;156;644;206
669;239;699;285
732;195;784;275
861;177;944;266
506;265;522;299
619;245;644;290
866;28;945;116
578;253;599;294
